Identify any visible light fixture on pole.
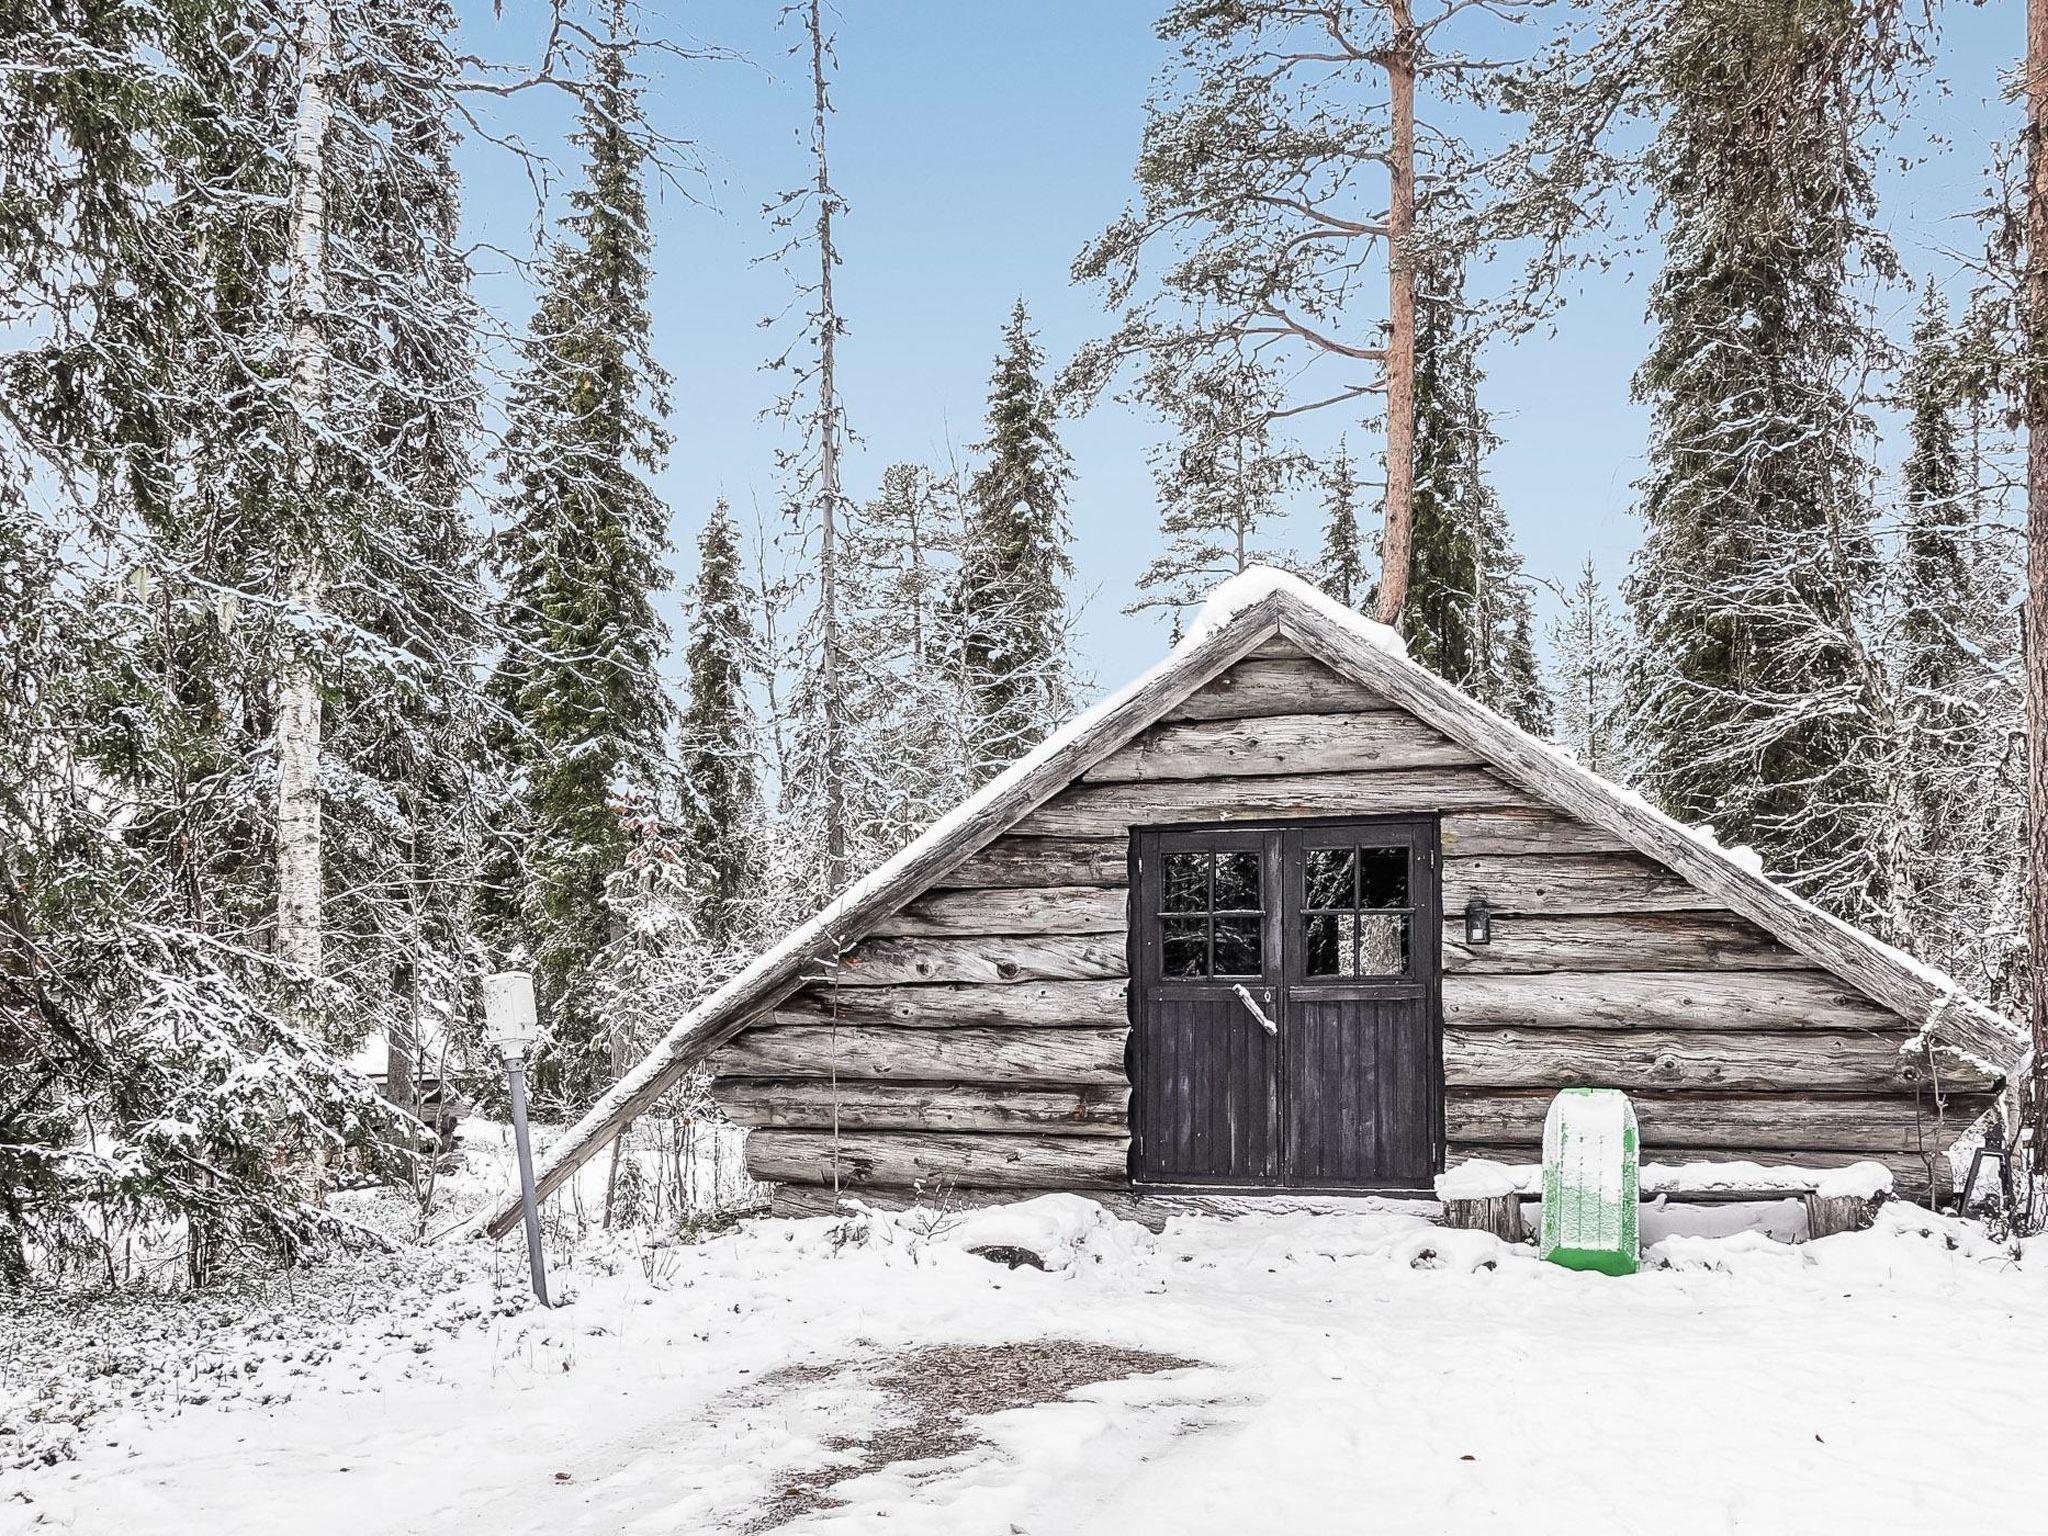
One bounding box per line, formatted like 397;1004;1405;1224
484;970;551;1308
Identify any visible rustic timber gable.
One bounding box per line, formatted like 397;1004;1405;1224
474;570;2025;1237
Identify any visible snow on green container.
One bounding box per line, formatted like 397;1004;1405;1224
1540;1088;1639;1276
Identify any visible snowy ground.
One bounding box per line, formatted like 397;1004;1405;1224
4;1177;2044;1536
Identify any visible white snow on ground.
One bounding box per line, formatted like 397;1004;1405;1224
4;1191;2044;1536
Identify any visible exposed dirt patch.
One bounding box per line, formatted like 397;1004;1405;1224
746;1340;1198;1532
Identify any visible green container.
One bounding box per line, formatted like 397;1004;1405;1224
1540;1088;1640;1276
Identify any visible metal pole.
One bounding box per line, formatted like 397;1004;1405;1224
505;1054;550;1308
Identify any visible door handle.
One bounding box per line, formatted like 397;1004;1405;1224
1232;984;1279;1036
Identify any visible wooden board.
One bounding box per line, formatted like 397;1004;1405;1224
1443;1028;1994;1094
944;836;1129;890
1016;768;1537;838
707;1024;1130;1084
823;932;1129;986
1438;809;1633;858
1086;711;1484;782
1445;1142;1955;1198
774;978;1127;1028
1441;853;1717;915
1443;969;1902;1033
1442;912;1806;974
868;884;1126;938
1445;1090;1996;1154
717;1079;1129;1135
745;1130;1132;1189
1163;657;1390;722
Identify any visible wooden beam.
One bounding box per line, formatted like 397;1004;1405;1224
1163;657;1390;722
1445;1141;1954;1199
944;836;1128;890
1017;767;1537;838
716;1079;1128;1135
1439;809;1632;858
824;932;1129;986
1442;853;1717;916
1442;912;1807;974
467;593;1292;1239
745;1130;1131;1190
1444;1028;1997;1094
868;884;1126;938
1086;710;1483;783
706;1024;1130;1084
775;978;1127;1028
1444;969;1907;1034
1445;1090;1996;1154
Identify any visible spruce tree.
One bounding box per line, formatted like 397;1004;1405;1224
1317;443;1367;610
1548;558;1628;775
488;27;674;1107
679;501;761;952
959;300;1075;779
1624;0;1893;921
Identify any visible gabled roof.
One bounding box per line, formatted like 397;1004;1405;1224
467;567;2025;1240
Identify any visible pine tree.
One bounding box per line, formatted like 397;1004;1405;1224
958;300;1075;779
1317;442;1368;610
679;501;761;952
1129;355;1304;628
487;23;674;1107
1624;0;1894;921
1548;558;1628;775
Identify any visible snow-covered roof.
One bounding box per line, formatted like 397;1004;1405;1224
464;565;2024;1242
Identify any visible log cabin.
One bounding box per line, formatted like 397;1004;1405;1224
476;568;2027;1238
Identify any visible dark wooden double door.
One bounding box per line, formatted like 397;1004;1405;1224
1130;817;1442;1191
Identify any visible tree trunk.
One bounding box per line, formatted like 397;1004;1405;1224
808;0;848;895
2028;0;2048;1174
1374;0;1418;630
277;0;332;980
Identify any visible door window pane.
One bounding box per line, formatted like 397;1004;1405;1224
1304;847;1355;909
1162;917;1208;977
1359;848;1409;910
1214;851;1262;911
1162;853;1208;913
1304;913;1360;977
1358;913;1409;975
1213;915;1262;976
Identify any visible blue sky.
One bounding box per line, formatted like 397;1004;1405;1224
454;1;2022;697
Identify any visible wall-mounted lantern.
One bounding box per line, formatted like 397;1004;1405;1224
1464;895;1493;946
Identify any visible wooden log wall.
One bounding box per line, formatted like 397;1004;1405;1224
711;644;1994;1205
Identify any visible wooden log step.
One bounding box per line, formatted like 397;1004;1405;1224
1446;1142;1954;1199
717;1079;1129;1135
1441;1195;1526;1242
1017;769;1537;838
1443;969;1903;1033
1086;711;1484;783
745;1129;1131;1190
777;978;1127;1028
1442;853;1716;916
1442;912;1806;974
823;932;1129;987
1443;1028;1993;1095
707;1024;1129;1084
1164;657;1391;722
1445;1091;1996;1155
868;884;1127;938
943;836;1129;890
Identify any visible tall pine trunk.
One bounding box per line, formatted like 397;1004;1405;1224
1377;0;1418;628
2026;0;2048;1171
806;0;848;893
278;0;333;980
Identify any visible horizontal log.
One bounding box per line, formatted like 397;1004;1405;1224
944;836;1128;890
1086;711;1484;783
823;932;1129;986
708;1024;1129;1083
1443;1028;1995;1095
776;978;1127;1028
1017;769;1537;838
1445;1091;1997;1155
1444;969;1903;1033
745;1130;1131;1190
1443;912;1806;974
1442;853;1716;915
717;1079;1128;1135
1445;1142;1954;1200
1164;657;1390;721
1439;809;1632;858
869;885;1126;938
